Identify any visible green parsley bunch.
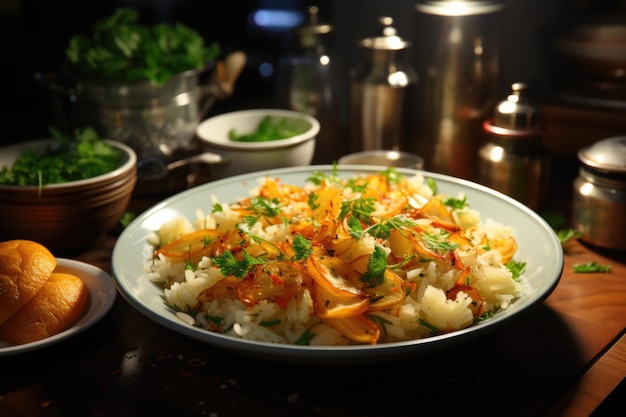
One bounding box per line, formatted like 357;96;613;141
65;7;220;84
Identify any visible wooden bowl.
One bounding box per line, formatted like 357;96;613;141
0;139;137;255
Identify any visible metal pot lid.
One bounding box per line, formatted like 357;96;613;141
358;17;410;51
578;136;626;173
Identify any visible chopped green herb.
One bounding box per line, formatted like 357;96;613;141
443;195;467;210
249;196;282;218
380;167;401;185
346;215;365;240
540;210;567;230
426;177;437;195
557;228;581;245
339;197;376;224
213;249;264;278
307;192;320;210
260;319;282;327
368;314;392;336
294;328;315;345
0;127;123;189
506;260;527;279
573;261;611;273
292;234;312;262
421;230;458;253
366;217;417;240
360;245;389;288
418;318;440;335
119;211;137;228
229;116;302;142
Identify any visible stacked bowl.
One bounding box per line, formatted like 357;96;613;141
0;138;137;255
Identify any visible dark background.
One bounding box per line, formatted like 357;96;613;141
0;0;622;145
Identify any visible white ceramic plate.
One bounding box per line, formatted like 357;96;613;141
111;165;564;363
0;258;117;356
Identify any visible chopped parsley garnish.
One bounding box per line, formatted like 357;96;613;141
260;319;282;327
213;249;265;278
557;228;581;245
443;195;467;210
418;318;440;336
249;196;282;218
573;261;611;273
380;167;401;185
213;233;312;278
292;234;312;261
294;328;315;345
506;260;527;279
339;197;376;224
307;192;320;210
360;245;389;288
426;177;437;195
365;217;416;240
307;163;339;185
368;314;392;336
119;211;136;228
421;230;458;253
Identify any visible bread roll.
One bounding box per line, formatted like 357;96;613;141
0;239;56;326
0;272;88;345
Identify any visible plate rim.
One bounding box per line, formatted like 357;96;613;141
112;165;564;362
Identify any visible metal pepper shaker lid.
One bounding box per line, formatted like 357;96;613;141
358;16;410;51
292;6;333;48
492;83;540;130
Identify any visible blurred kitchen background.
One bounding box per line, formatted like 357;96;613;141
1;0;625;198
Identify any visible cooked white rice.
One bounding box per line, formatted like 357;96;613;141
143;171;526;346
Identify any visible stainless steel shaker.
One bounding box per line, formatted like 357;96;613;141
350;16;417;152
275;6;348;164
572;136;626;251
477;82;550;210
413;0;504;180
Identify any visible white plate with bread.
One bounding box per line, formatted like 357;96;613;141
0;240;117;356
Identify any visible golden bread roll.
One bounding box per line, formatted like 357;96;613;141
0;239;57;326
0;272;89;345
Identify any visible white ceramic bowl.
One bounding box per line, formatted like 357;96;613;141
195;109;319;178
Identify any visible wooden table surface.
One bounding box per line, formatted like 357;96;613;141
1;168;625;417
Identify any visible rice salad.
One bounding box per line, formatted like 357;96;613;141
144;167;526;346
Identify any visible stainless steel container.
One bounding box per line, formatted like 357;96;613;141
572;136;626;250
477;82;550;210
338;150;424;169
37;65;215;164
36;65;221;194
413;0;504;180
275;6;348;164
350;16;417;152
